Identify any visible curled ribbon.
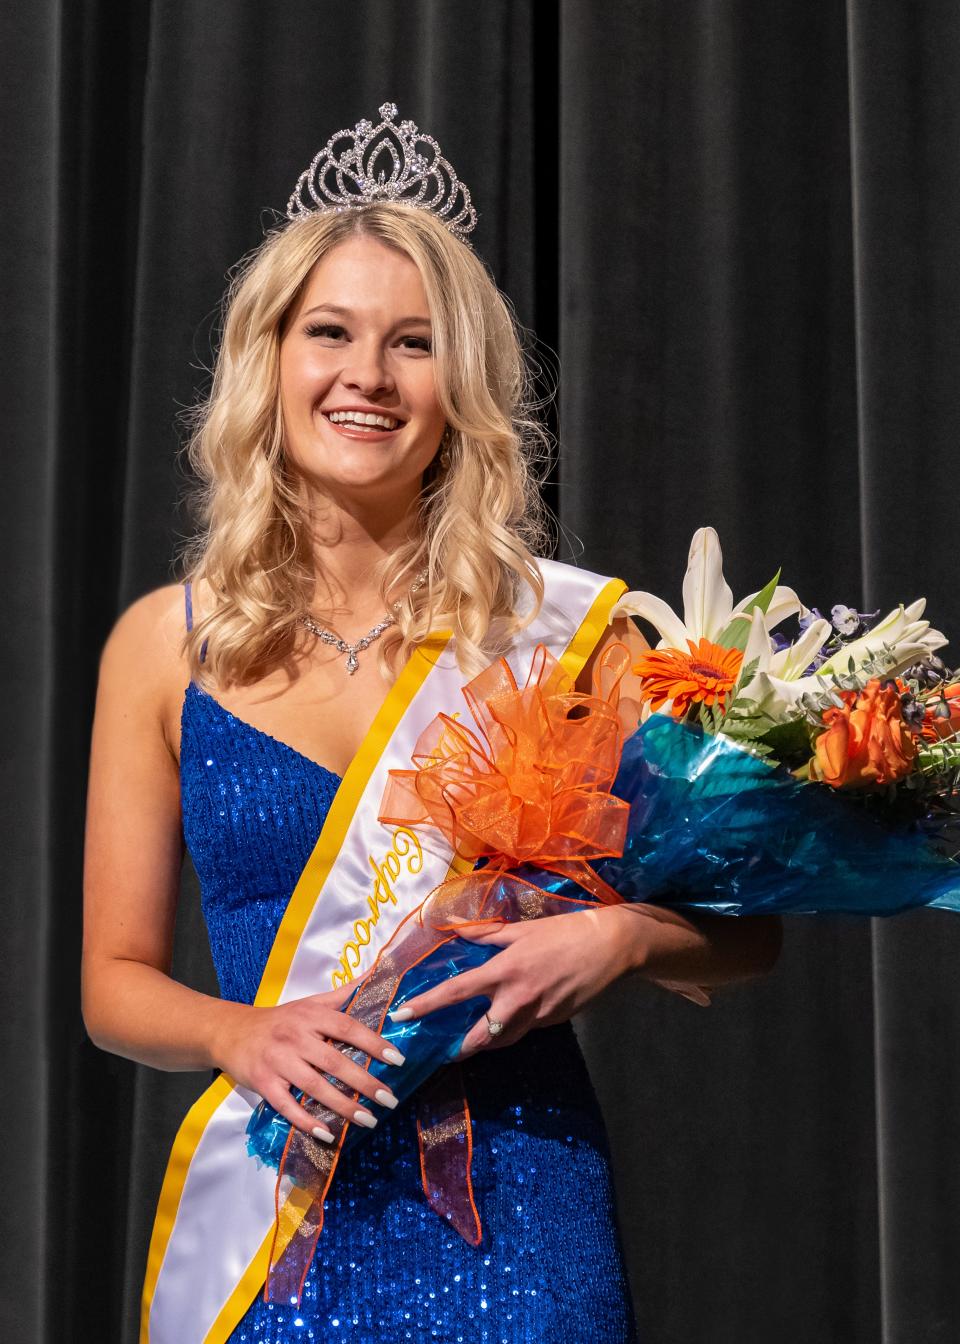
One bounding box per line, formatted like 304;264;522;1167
380;640;633;903
264;641;637;1303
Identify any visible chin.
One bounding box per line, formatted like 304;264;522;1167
305;462;424;496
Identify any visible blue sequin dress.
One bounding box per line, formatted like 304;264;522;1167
179;586;639;1344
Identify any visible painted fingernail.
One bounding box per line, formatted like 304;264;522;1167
374;1088;399;1110
382;1046;406;1066
353;1108;377;1128
312;1125;335;1143
388;1007;414;1022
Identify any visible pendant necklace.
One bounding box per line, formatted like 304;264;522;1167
297;568;428;675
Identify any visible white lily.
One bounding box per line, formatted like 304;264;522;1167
816;600;945;678
611;526;806;648
738;599;948;714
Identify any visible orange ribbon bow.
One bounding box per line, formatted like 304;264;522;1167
264;641;635;1303
380;639;633;906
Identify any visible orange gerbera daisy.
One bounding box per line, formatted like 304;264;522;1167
633;638;744;718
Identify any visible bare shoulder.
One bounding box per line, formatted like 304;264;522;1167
97;581;193;759
100;582;189;684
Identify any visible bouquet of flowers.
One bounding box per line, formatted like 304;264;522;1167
249;528;960;1296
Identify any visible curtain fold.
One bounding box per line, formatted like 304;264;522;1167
2;3;958;1339
1;5;60;1337
845;3;960;1339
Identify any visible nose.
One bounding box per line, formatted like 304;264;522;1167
340;337;395;397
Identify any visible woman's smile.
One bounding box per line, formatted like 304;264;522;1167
320;405;406;441
280;236;446;494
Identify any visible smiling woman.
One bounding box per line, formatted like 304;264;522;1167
82;105;780;1344
180;202;551;692
279;241;446;488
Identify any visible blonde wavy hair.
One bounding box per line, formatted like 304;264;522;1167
179;202;552;687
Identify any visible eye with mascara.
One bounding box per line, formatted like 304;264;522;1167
304;322;345;339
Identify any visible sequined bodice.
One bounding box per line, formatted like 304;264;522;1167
180;680;343;1003
176;620;637;1343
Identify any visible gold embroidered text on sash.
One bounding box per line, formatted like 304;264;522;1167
331;826;424;987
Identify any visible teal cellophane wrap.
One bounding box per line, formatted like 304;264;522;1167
586;714;960;915
247;715;960;1167
246;958;490;1166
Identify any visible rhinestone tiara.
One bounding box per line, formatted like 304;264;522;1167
285;102;478;242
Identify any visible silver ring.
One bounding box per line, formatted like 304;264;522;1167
485;1014;504;1037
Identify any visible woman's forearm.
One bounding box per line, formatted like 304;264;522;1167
82;956;247;1072
605;903;783;989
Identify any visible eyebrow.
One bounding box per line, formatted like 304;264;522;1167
302;303;432;328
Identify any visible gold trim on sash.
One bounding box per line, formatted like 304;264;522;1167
142;577;626;1343
141;633;451;1343
255;632;453;1009
140;1074;234;1343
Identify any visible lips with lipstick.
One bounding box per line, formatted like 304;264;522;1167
323;407;405;438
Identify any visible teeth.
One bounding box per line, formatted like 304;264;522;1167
327;411;400;430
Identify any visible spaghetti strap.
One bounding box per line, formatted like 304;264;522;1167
183;580;207;664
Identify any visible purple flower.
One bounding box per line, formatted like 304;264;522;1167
831;604;861;636
798;607;823;633
906;656;948;689
900;695;926;728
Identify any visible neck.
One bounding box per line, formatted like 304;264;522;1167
303;482;423;618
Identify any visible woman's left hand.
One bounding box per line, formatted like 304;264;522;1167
391;906;642;1059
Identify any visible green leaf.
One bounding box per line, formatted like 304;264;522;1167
735;657;760;693
757;716;815;763
724;720;771;741
719;708;778;741
726;692;768;717
716;569;782;653
918;743;960;773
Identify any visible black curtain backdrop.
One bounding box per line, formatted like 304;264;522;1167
4;2;959;1340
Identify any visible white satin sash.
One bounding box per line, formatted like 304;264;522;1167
141;560;626;1343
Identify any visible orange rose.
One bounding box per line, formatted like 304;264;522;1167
921;682;960;742
811;678;917;788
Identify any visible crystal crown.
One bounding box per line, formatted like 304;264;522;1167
286;102;477;242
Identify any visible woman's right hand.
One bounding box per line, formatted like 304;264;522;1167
210;985;406;1141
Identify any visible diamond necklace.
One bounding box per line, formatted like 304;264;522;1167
297;568;428;675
